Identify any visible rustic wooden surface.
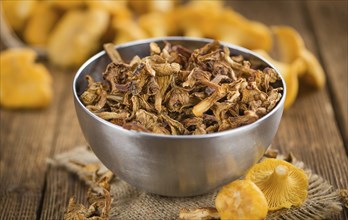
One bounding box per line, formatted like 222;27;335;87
0;1;347;219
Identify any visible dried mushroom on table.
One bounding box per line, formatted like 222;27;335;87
80;41;283;135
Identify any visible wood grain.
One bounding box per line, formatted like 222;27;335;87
39;72;88;220
0;67;66;219
305;0;348;149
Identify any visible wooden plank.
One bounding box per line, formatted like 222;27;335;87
305;0;348;149
36;1;347;219
0;67;66;219
228;1;348;219
39;72;88;220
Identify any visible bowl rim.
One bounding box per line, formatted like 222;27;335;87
73;36;286;139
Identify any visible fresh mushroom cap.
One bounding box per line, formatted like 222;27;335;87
245;158;309;211
215;179;268;220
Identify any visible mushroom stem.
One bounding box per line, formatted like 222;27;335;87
272;165;289;180
245;159;309;211
103;43;123;63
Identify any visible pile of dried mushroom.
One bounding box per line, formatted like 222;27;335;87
80;41;283;135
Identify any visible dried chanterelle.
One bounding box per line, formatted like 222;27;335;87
215;179;268;220
80;41;283;135
246;158;309;211
0;48;52;108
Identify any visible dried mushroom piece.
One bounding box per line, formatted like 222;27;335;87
80;75;107;111
245;158;309;211
255;50;302;109
58;148;114;220
264;148;279;158
80;41;282;135
103;43;123;63
340;189;348;208
179;207;220;220
64;186;111;220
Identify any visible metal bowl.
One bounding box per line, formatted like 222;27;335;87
73;37;286;197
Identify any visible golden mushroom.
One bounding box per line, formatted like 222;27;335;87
47;8;109;67
24;2;60;46
215;179;268;220
272;26;326;89
1;0;37;32
254;26;325;109
0;48;52;108
246;158;309;211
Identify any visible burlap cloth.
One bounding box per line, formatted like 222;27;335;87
49;146;343;219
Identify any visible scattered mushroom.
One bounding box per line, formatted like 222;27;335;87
0;48;53;108
340;189;348;208
47;8;110;67
179;207;220;220
264;148;279;158
215;179;268;220
272;26;325;89
245;158;309;211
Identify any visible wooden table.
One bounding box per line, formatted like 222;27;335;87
1;1;347;219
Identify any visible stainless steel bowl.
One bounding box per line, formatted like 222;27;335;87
73;37;286;197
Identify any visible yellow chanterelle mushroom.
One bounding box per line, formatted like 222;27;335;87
246;158;308;211
215;179;268;220
0;48;52;108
